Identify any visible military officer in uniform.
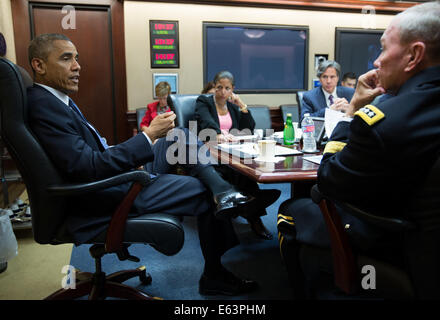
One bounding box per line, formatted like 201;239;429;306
278;0;440;295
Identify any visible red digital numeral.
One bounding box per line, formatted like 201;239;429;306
154;39;174;45
154;24;174;30
155;53;175;60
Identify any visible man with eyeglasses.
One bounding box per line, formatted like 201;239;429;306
300;60;355;121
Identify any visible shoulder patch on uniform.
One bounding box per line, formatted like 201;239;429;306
323;141;347;155
277;213;295;227
354;105;385;126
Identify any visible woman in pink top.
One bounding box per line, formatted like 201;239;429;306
195;71;281;240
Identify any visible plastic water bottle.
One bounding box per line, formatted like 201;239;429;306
283;113;295;145
301;113;317;152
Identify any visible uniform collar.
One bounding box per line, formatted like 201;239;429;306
396;65;440;95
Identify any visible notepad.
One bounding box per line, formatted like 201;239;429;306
274;145;302;156
215;143;258;159
214;143;302;159
233;134;258;141
303;155;323;165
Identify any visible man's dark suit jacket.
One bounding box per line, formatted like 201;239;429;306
27;85;157;243
27;85;238;254
28;85;153;182
195;95;255;135
301;86;355;120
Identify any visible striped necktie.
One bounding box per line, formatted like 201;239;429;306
329;94;334;106
68;98;109;149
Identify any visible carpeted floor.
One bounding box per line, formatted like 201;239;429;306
70;183;293;300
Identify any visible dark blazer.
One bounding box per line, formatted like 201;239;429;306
301;86;355;120
27;85;234;251
28;85;153;182
195;94;255;136
319;65;440;217
288;65;440;261
27;85;155;243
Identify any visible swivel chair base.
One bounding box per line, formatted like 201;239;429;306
45;244;161;300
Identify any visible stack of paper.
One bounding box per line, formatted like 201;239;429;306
324;108;346;138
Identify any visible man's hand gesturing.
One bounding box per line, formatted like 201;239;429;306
143;111;176;141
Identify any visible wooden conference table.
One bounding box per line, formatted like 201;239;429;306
208;143;321;198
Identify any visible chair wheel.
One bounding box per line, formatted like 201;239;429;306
0;262;7;274
139;269;152;285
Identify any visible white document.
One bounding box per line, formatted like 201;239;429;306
303;155;323;165
274;145;302;156
233;134;257;141
216;142;302;157
216;143;259;157
324;108;346;138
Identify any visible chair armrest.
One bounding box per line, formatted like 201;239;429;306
310;184;358;294
48;170;151;255
46;170;151;196
311;185;415;232
310;184;415;294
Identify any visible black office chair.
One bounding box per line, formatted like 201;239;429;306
168;94;202;129
295;91;306;125
135;107;147;132
0;57;185;300
280;104;299;123
299;165;440;299
247;105;272;136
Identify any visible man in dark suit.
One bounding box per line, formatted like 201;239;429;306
300;60;355;121
27;33;259;296
279;1;440;296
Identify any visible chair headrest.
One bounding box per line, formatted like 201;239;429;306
16;65;33;88
169;94;200;128
0;58;68;244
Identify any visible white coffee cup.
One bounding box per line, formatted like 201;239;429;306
254;139;276;161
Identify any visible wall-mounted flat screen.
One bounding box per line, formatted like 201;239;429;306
203;23;308;93
335;28;384;82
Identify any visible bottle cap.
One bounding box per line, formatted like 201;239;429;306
304;113;310;117
287;113;292;116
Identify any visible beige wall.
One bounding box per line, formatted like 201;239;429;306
0;0;16;63
125;1;395;110
1;1;395;110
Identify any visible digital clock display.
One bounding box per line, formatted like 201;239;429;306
150;20;179;68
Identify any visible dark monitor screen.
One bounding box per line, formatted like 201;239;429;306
335;28;384;82
203;23;309;93
310;117;325;143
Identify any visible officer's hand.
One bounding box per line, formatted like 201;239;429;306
144;112;176;141
347;69;385;117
